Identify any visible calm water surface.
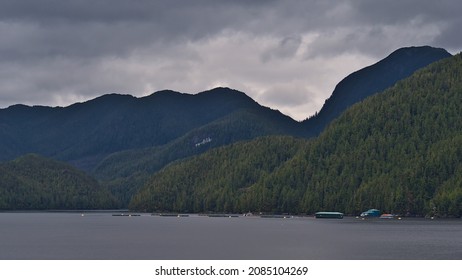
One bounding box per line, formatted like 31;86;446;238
0;212;461;260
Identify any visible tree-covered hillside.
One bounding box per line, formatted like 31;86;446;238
130;53;462;217
302;46;451;137
93;107;302;205
128;136;305;212
0;87;302;171
0;154;117;210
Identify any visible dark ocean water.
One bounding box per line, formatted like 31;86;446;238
0;212;460;260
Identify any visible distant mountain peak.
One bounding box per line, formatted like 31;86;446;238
144;87;249;101
196;87;248;97
201;86;243;93
389;45;450;56
150;89;184;96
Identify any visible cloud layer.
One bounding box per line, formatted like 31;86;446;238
1;0;461;120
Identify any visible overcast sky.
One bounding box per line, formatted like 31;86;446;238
0;0;461;120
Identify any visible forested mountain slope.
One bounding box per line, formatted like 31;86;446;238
0;154;117;209
130;53;462;217
129;136;305;212
93;106;302;204
0;87;302;171
302;46;452;137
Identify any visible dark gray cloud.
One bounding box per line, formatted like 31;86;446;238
261;36;303;62
0;0;461;120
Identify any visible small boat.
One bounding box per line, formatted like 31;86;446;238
360;209;381;217
315;212;344;219
379;214;400;219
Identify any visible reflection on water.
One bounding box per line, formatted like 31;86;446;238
0;212;461;260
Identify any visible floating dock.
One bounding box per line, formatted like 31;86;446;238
152;213;189;217
207;214;239;218
260;215;293;219
112;213;140;217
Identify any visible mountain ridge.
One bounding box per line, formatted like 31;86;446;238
302;46;452;136
0;87;303;170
